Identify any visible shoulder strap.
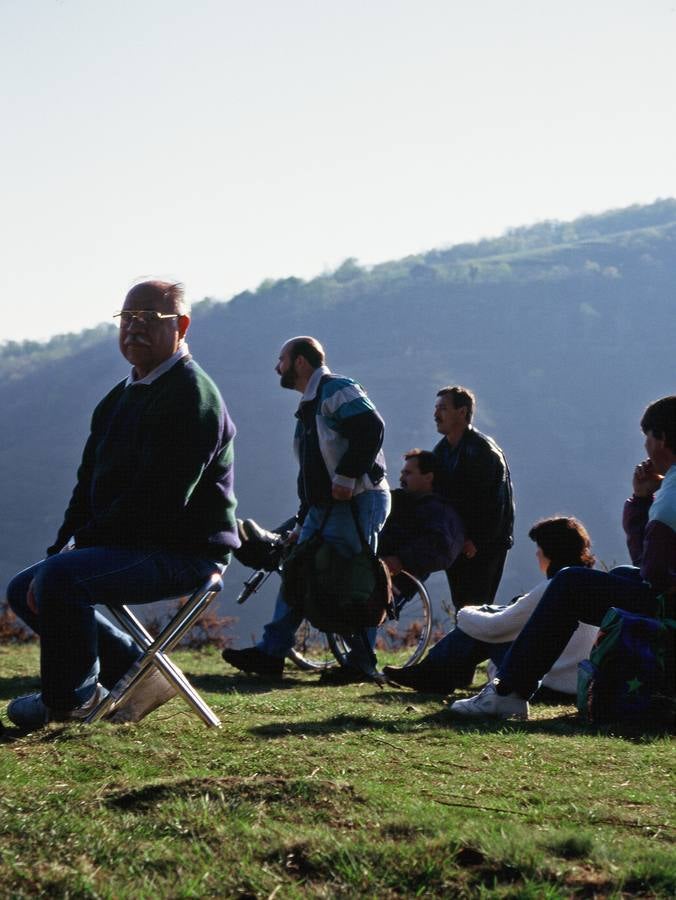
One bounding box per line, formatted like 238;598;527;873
349;499;375;555
316;501;334;536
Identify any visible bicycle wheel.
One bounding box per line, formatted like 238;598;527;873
287;619;340;671
329;571;433;668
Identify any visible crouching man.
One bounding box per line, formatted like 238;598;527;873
379;449;464;585
6;280;239;731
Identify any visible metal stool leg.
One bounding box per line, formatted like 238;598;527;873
88;603;219;724
86;572;224;728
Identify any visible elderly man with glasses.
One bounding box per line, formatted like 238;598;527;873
5;280;239;731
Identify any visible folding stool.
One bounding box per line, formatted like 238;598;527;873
86;570;225;728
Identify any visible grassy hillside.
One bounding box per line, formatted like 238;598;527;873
1;643;673;898
1;199;675;639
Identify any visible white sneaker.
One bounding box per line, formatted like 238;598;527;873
449;680;529;720
108;664;178;724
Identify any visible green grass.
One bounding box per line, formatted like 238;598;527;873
1;643;674;898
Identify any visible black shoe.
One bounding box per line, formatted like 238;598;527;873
221;647;284;679
383;662;450;694
318;666;384;687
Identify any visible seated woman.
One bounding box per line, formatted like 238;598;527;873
383;516;598;699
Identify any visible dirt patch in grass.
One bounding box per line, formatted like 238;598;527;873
278;841;323;879
562;865;614;896
379;821;436;840
454;844;486;867
103;774;363;812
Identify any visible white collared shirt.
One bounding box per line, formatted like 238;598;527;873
298;364;331;405
125;343;190;387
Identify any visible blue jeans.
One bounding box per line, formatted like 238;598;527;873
258;490;391;671
7;546;218;710
425;627;511;690
497;565;660;699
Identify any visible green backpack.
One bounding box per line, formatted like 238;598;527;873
577;595;675;726
282;502;393;635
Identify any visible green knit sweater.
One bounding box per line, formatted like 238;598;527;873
49;357;238;563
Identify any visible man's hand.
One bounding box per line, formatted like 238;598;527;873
332;483;354;501
382;555;403;576
462;539;477;559
632;459;663;498
26;578;38;615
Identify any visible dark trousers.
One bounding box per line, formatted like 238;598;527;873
7;547;216;710
425;626;511;690
445;544;509;610
498;565;660;699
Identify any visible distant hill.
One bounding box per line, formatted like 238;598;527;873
2;199;675;641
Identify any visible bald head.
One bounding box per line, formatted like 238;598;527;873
119;279;190;378
283;336;325;368
276;336;326;391
124;280;188;316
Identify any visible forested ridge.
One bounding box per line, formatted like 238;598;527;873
2;199;674;638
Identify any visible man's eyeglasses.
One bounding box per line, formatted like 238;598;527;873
113;310;180;326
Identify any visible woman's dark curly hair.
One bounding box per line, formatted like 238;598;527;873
528;516;595;579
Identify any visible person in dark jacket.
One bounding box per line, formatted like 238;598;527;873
379;449;464;584
451;395;676;720
433;386;514;609
6;280;239;731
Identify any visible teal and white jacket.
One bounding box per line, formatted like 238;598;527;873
293;366;388;522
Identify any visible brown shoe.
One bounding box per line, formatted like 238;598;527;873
383;662;451;694
221;646;284;679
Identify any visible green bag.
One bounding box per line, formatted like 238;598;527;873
282;502;392;635
577;594;675;725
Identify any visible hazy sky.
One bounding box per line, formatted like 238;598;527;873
2;0;675;342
